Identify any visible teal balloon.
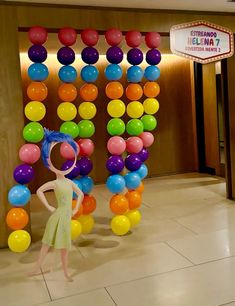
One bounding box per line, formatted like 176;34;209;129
107;118;125;136
81;65;99;83
72;179;83;199
8;185;31;206
141;115;157;131
135;164;148;179
60;121;79;138
28;63;49;81
78;120;95;138
23;122;44;143
59;65;77;83
124;172;141;190
126;119;144;136
105;64;122;81
106;174;125;194
144;65;160;81
79;176;94;194
127;66;143;83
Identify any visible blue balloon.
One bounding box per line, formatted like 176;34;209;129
106;174;125;194
144;65;160;81
134;164;148;179
127;66;143;83
72;179;83;199
105;64;122;81
79;176;94;194
8;184;31;206
59;65;77;83
81;65;99;83
124;172;141;190
28;63;49;81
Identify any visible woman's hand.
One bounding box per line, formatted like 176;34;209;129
49;206;56;213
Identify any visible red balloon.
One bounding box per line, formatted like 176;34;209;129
125;30;142;47
81;29;99;46
145;32;161;48
28;26;48;44
58;27;77;46
105;28;122;46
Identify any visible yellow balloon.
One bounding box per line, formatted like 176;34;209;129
127;101;144;118
71;220;82;240
125;209;142;227
111;215;130;236
57;102;77;121
107;100;126;118
78;215;94;234
24;101;46;121
143;98;160;115
78;102;97;120
8;230;31;253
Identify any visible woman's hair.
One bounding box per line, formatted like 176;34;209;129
41;128;78;168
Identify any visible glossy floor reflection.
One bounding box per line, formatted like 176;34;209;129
3;173;235;306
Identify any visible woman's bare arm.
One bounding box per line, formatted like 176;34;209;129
71;182;84;216
36;181;56;213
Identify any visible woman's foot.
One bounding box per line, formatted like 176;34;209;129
27;268;41;277
64;274;73;282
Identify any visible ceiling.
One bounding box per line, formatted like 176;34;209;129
4;0;235;13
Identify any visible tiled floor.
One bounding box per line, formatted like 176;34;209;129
2;173;235;306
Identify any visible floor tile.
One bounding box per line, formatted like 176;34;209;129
107;257;235;306
0;248;50;306
43;242;192;300
36;288;115;306
168;228;235;264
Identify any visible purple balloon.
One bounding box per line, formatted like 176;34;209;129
106;155;125;174
13;164;35;184
146;49;161;65
106;46;123;64
61;160;80;179
78;157;93;176
81;47;99;64
125;154;142;171
127;48;143;65
28;45;47;63
138;148;149;162
57;47;75;65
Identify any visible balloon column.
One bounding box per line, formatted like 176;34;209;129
7;26;49;252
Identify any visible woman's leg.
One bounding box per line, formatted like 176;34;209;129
28;244;50;276
60;248;73;282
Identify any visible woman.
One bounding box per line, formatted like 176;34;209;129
29;129;84;281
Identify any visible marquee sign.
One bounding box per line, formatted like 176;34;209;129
170;20;234;64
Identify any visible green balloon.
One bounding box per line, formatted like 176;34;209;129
78;120;95;138
107;118;125;136
60;121;79;138
23;122;44;143
126;119;144;136
141;115;157;131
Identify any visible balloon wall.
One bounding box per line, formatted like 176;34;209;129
9;26;161;252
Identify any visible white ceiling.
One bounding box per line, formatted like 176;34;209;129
4;0;235;13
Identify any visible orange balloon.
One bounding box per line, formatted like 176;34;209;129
6;208;29;230
72;200;83;219
105;82;124;99
125;191;142;210
126;84;143;101
58;84;77;102
110;194;129;215
27;82;48;101
80;84;98;101
136;181;144;193
82;195;97;215
143;82;160;98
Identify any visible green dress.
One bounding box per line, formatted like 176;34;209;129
42;178;73;249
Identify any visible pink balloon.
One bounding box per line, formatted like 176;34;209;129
77;139;95;157
139;132;154;148
145;32;161;49
81;29;99;46
105;28;122;46
60;142;79;160
19;144;41;164
125;30;142;47
107;136;126;155
126;137;143;154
